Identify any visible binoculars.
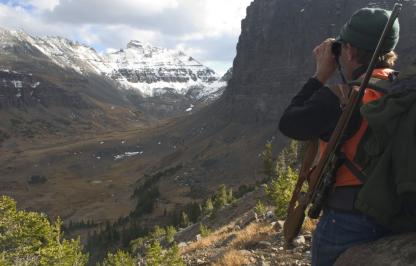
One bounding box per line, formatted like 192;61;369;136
332;41;342;58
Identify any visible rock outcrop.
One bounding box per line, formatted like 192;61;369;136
335;233;416;266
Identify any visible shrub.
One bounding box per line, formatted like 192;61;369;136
199;224;211;238
165;226;177;244
150;226;166;240
180;212;190;228
162;243;184;266
0;196;88;266
213;184;228;208
254;200;267;216
145;240;163;266
203;198;214;216
145;240;184;266
101;250;135;266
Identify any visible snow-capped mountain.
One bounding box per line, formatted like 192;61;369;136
0;28;225;100
103;40;225;99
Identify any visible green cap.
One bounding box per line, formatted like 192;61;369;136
337;8;400;52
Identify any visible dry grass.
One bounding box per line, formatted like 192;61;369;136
181;224;235;254
213;249;251;266
181;221;275;255
302;217;317;234
230;222;273;249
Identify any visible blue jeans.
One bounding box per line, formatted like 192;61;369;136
312;208;391;266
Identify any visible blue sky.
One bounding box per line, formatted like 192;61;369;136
0;0;253;74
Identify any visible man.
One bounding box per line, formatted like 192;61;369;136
279;8;400;266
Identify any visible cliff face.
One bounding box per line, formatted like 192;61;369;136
224;0;416;124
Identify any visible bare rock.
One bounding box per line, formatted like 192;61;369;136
196;234;202;241
293;235;306;247
256;241;272;249
335;233;416;266
237;210;258;228
274;220;285;231
178;242;187;248
266;211;274;220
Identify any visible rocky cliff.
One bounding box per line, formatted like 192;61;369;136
225;0;416;124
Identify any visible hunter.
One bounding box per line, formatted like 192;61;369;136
279;8;400;266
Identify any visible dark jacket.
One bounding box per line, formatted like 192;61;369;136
279;68;366;141
355;75;416;232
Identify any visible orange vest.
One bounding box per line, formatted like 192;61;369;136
319;68;393;187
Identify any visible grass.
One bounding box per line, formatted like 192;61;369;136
213;249;251;266
181;224;234;254
230;222;273;249
181;221;275;265
302;217;317;234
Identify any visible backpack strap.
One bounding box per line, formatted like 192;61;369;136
335;150;368;183
348;76;394;94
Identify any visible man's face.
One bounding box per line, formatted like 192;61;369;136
338;43;355;79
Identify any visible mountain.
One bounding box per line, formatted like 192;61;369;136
0;28;225;119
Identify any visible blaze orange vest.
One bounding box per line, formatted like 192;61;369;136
319;68;394;187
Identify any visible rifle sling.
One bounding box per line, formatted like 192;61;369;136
336;150;368;183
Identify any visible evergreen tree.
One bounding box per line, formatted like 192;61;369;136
203;198;214;216
214;184;228;208
162;243;185;266
199;224;211;237
0;196;88;266
266;166;297;219
165;226;177;244
254;200;267;216
227;188;234;203
150;226;166;240
261;141;277;180
101;250;135;266
180;212;190;228
145;240;163;266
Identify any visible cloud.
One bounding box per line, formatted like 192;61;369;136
0;0;253;73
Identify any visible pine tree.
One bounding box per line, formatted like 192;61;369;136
203;198;214;216
214;184;228;208
227;188;234;204
162;243;185;266
180;212;190;228
102;250;135;266
261;141;277;180
165;226;177;244
145;240;163;266
266;166;297;219
0;196;88;265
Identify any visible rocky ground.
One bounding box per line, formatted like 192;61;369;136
176;187;313;266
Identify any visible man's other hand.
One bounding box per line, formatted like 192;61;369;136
313;38;338;84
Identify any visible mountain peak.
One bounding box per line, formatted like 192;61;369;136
126;40;144;49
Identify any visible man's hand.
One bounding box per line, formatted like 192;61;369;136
313;38;338;84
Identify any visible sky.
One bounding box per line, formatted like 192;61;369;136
0;0;253;75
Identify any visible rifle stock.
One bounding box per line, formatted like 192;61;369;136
283;2;403;245
283;140;318;243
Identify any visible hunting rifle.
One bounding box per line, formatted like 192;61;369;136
283;1;403;245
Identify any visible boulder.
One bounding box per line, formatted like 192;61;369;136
335;233;416;266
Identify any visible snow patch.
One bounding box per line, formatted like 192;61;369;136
11;80;23;88
114;151;143;160
31;82;40;88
